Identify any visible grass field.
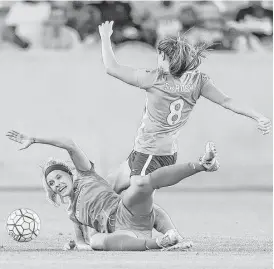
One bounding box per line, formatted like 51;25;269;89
0;45;272;268
0;191;272;268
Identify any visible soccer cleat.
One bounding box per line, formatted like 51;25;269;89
161;241;193;252
156;229;179;249
199;142;220;172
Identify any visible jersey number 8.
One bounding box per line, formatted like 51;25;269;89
167;99;184;126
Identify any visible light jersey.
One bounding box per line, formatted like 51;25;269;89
134;68;211;155
68;163;121;233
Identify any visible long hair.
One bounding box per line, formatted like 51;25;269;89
157;32;211;78
41;158;76;207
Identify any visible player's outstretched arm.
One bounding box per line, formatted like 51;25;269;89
201;81;271;135
6;130;91;171
98;21;142;87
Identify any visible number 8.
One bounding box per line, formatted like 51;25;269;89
167;99;184;126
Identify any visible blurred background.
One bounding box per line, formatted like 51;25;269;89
0;0;272;192
0;0;273;51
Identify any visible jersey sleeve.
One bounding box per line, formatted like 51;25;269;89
136;69;158;90
76;161;95;179
192;72;212;101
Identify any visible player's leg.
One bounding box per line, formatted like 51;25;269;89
106;160;131;194
128;152;180;235
153;203;177;234
91;230;177;251
121;162;203;217
121;150;179;216
106;155;179;236
148;142;219;190
114;161;203;250
107;150;177;195
122;142;219;216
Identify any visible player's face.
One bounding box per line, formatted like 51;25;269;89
46;170;73;197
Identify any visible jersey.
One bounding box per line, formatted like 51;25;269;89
68;163;121;233
134;68;211;155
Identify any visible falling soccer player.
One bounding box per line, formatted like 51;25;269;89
7;130;219;251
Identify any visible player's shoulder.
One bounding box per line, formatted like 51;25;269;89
192;70;211;83
74;162;95;182
137;68;159;89
181;69;209;82
200;71;210;81
180;70;212;94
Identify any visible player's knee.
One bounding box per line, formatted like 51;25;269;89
132;175;151;192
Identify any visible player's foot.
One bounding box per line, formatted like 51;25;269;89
199;142;220;172
156;229;179;249
169;229;184;242
63;240;76;250
161;241;193;252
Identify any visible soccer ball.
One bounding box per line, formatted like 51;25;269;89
6;208;41;242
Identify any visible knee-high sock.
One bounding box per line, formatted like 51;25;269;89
149;162;205;190
103;234;159;251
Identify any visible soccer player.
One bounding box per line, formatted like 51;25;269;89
6;130;219;251
99;20;271;193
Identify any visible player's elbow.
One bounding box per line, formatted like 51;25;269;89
65;138;77;151
221;97;233;109
105;62;119;76
105;66;115;76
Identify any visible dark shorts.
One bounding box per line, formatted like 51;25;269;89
128;150;177;177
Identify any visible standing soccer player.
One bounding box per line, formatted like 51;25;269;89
99;21;271;193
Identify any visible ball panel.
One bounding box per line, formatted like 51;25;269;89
13;234;21;241
6;224;14;231
13;227;20;236
17;226;23;234
24;237;32;242
24;213;35;220
29;222;35;231
15;210;22;216
7;219;15;226
23;216;33;223
21;209;27;214
16;217;24;226
13;215;21;224
22;222;30;230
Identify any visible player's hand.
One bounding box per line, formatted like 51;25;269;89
6;130;35;150
63;240;76;251
257;117;271;135
99;21;114;39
